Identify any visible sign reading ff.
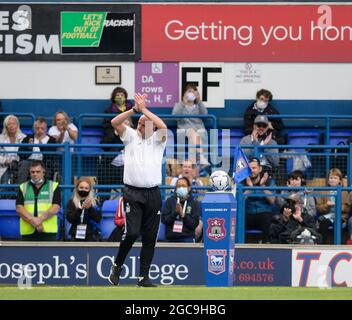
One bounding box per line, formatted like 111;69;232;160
61;12;135;55
181;63;224;108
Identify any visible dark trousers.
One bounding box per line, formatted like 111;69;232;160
318;217;333;244
114;185;162;277
245;212;272;243
22;231;57;241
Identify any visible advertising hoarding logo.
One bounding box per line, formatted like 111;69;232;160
207;250;227;275
60;11;135;55
207;218;226;241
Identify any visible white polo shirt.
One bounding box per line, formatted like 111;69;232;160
121;126;166;188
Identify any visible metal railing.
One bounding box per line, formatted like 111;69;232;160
76;113;218;143
268;114;352;144
236;185;352;245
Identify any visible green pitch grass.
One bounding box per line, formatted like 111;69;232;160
0;286;351;300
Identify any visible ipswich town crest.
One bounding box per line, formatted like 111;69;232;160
207;250;227;275
207;218;226;241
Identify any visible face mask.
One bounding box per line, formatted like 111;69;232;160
114;97;125;105
78;190;89;198
31;178;44;185
186;92;196;102
176;187;189;199
256;100;267;111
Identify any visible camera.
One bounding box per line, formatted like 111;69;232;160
282;199;296;214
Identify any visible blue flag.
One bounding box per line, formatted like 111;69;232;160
233;146;252;184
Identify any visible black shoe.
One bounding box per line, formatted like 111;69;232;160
108;264;122;286
136;277;157;288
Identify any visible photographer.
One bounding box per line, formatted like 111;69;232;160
270;194;321;244
276;170;316;217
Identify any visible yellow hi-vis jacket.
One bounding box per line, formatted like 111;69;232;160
19;180;59;235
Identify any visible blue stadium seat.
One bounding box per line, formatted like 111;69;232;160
0;199;20;239
329;130;352;146
22;127;33;135
56;209;63;240
218;129;243;153
80;128;104;152
81;128;104;137
65;218;72;240
0;200;63;240
287;130;321;147
101;199;118;240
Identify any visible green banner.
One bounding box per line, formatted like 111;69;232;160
61;12;107;47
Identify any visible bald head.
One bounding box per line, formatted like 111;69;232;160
137;115;156;139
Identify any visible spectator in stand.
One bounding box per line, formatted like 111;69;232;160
270;193;321;244
240;115;279;174
102;86;133;147
276;170;316;218
18;117;56;183
161;177;200;243
169;159;203;190
16;160;61;241
0;115;26;185
49;111;78;145
169;159;204;241
243;89;285;145
243;158;276;243
316;168;350;244
48;111;78;182
172;84;209;169
66;177;101;241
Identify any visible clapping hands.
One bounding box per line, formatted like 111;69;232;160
134;93;148;113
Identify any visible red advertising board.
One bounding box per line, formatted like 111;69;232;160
142;5;352;62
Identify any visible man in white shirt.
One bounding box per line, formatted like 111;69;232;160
108;93;167;287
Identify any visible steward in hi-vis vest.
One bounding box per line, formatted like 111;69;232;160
16;160;61;241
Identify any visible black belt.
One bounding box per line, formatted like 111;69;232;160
125;184;159;191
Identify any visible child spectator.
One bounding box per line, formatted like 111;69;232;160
243;89;285;144
316;168;350;244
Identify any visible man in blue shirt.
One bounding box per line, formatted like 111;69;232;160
243;158;277;243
